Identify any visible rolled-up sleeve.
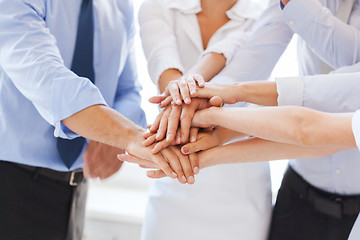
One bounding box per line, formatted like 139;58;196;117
139;0;184;85
0;0;107;138
283;0;360;68
276;76;304;106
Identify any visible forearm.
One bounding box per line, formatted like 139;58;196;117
62;105;144;151
187;53;226;82
239;81;278;106
198;137;350;169
215;127;248;144
208;106;355;147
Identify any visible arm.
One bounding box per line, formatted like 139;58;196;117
282;0;360;69
197;137;351;169
192;106;355;148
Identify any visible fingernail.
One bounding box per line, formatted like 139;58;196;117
193;167;199;175
182;175;187;182
147;171;154;177
172;172;177;178
191;90;196;95
190;136;196;142
182;147;189;154
156;133;161;139
177;136;181;144
188;176;195;184
185;97;191;104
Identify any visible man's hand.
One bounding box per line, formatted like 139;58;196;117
125;134;197;184
118;151;199;181
83;141;124;179
181;129;222;155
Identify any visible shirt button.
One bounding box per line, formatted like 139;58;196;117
336;169;341;174
289;20;295;25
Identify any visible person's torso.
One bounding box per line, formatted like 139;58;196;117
292;0;360;195
0;0;132;171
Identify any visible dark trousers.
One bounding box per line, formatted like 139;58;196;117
269;167;359;240
0;161;88;240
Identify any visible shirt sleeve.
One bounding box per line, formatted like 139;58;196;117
138;0;184;86
211;0;293;83
112;16;147;129
282;0;360;69
352;110;360;151
276;69;360;112
0;0;107;138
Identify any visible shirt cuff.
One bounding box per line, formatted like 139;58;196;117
352;110;360;151
52;77;108;139
282;0;323;32
276;76;304;106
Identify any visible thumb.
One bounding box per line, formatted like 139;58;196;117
181;139;205;154
209;96;223;107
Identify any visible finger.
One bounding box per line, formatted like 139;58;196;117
159;96;173;108
117;154;158;168
180;105;196;143
147;170;167;179
143;134;157;147
160;148;185;182
168;81;182;105
139;164;160;169
143;131;153;139
185;75;197;97
152;139;172;154
181;138;205;154
209;96;223;107
193;74;205;87
146;124;152;130
175;128;181;144
149;95;167;104
189;127;198;143
172;147;194;184
179;78;191;104
152;152;178;179
166;104;181;143
189;153;200;175
150;109;165;132
156;107;171;141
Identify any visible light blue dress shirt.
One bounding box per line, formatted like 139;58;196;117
212;0;360;195
0;0;146;172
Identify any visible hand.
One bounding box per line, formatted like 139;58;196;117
150;98;214;144
126;134;196;184
83;141;124;179
163;74;205;105
181;129;222;155
143;127;199;154
118;152;199;182
281;0;290;6
192;107;221;129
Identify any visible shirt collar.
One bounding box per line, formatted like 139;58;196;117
168;0;268;21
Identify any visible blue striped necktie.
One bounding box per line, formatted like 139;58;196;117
57;0;95;169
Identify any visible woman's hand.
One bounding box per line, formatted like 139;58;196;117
192;107;222;129
181;129;222;155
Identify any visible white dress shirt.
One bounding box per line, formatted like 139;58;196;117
211;0;360;195
139;0;272;240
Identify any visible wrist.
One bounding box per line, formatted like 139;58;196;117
198;147;220;169
208;107;223;127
